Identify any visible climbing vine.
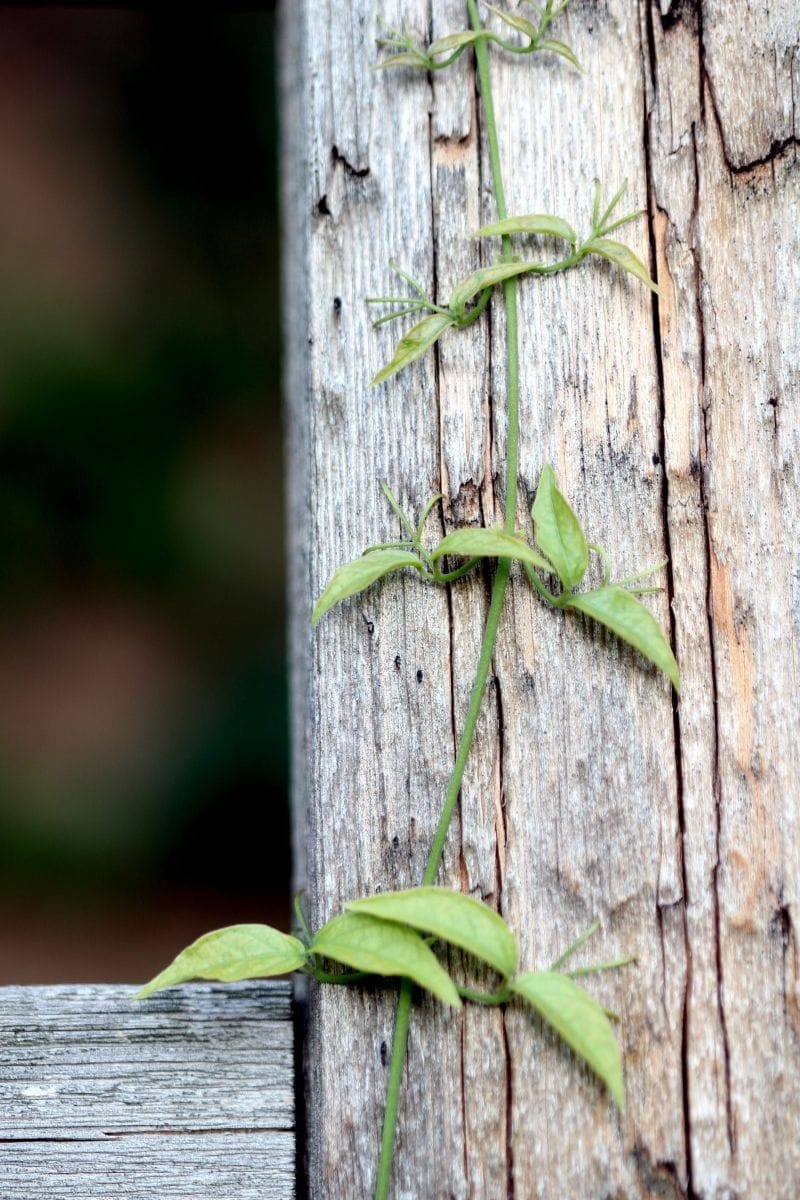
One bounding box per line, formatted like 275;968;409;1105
139;3;679;1197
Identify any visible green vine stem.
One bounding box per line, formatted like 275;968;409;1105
138;5;678;1195
375;3;522;1195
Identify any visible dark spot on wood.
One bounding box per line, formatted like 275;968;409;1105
416;668;423;683
333;296;342;316
392;835;399;849
658;0;698;34
394;654;401;671
361;613;374;636
317;193;330;216
652;451;661;466
380;1040;388;1067
772;904;793;948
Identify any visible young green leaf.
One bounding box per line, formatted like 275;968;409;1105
432;527;552;573
472;213;577;247
511;971;624;1107
448;260;540;314
374;52;429;71
483;4;538;41
537;38;583;71
311;912;460;1007
595;180;628;232
348;887;517;979
372;312;454;385
531;464;588;589
136;925;308;999
565;585;680;691
312;549;426;626
428;31;482;57
585;237;661;295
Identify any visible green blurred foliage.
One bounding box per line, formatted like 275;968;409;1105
0;9;288;905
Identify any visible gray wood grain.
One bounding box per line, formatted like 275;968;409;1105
0;983;294;1199
283;0;799;1196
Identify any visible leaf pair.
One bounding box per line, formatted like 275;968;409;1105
475;180;661;297
311;518;551;626
372;183;659;386
326;888;623;1108
376;3;580;75
312;472;679;691
371;260;544;386
135;889;624;1107
529;465;680;691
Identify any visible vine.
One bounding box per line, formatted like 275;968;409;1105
138;3;680;1196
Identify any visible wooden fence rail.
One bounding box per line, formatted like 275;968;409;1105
0;983;295;1199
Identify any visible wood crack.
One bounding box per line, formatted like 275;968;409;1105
689;113;736;1159
330;144;370;178
641;4;696;1192
702;70;799;179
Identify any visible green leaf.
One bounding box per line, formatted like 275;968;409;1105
348;887;517;978
311;912;460;1007
565;585;680;691
312;549;425;625
432;528;552;573
537;38;583;71
596;180;628;232
585;237;661;295
473;213;577;247
136;925;308;999
512;971;624;1107
375;52;430;71
484;3;538;41
428;31;481;57
531;464;588;589
448;260;540;314
372;312;455;385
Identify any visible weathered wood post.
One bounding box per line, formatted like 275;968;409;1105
282;1;799;1196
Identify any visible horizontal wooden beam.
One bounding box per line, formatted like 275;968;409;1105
0;982;295;1199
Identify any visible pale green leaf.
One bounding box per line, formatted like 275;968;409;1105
484;3;538;40
565;585;680;691
311;912;460;1007
375;52;429;71
372;312;454;385
348;887;517;978
512;971;624;1106
428;31;481;57
432;528;552;573
537;38;583;71
136;925;307;999
473;213;577;247
531;464;588;589
586;237;662;295
312;549;425;625
448;260;539;314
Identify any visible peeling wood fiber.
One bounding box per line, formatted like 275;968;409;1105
282;1;800;1195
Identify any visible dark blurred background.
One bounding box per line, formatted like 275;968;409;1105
0;7;289;983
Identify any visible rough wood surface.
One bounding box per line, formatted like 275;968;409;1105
282;1;799;1196
0;983;294;1199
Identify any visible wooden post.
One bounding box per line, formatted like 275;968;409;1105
282;1;799;1195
